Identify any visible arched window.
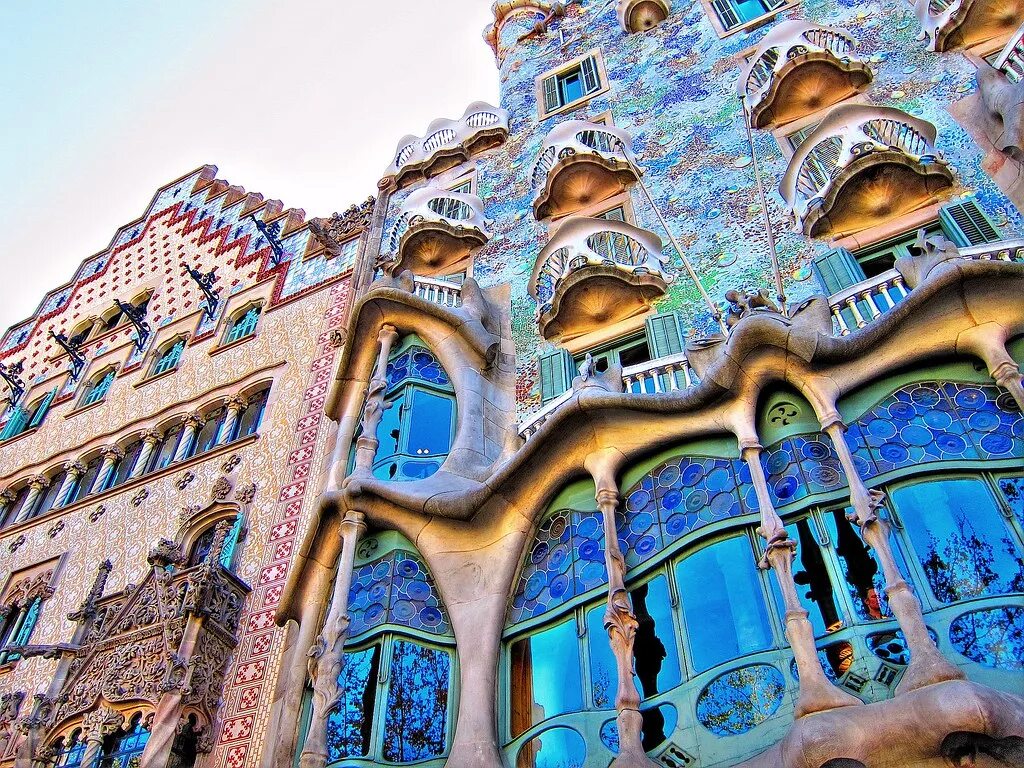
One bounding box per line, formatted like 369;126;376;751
66;456;103;505
106;439;144;490
187;517;243;571
2;485;32;527
169;714;202;768
50;728;87;768
224;305;261;345
35;467;69;517
233;387;269;441
151;337;185;376
146;423;184;473
369;337;456;482
0;388;56;441
0;595;43;664
99;713;150;767
81;369;115;407
301;532;455;765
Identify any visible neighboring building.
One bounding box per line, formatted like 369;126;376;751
2;0;1024;767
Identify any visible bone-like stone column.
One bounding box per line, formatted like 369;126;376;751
820;416;965;694
298;510;366;768
991;358;1024;413
585;450;658;767
741;443;862;718
353;326;399;472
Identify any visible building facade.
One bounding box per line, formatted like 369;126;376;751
2;0;1024;766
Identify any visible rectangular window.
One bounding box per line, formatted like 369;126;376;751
449;177;474;195
709;0;787;33
538;52;606;118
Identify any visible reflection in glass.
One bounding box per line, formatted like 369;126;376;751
516;726;587;768
599;703;678;754
327;645;380;761
823;509;901;621
695;664;786;736
510;620;584;737
382;641;451;761
782;519;844;635
949;606;1024;672
407;390;454;457
998;476;1024;527
373;398;402;481
676;535;774;671
892;479;1024;603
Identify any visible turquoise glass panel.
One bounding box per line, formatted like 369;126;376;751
517;727;586;768
510;619;584;735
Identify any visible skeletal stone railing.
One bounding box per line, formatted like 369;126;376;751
386;188;491;256
412;275;463;308
780;105;944;232
531;121;637;192
993;21;1024;82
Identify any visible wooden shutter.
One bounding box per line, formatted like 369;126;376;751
580;55;601;95
539;348;576;402
645;312;686;359
542;75;560;114
0;407;29;441
710;0;741;29
939;200;1000;247
28;389;56;428
812;248;864;293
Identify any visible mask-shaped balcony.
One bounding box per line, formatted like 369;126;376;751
383;188;491;276
780;105;954;238
916;0;1024;51
532;121;641;220
530;217;670;340
617;0;671;32
740;21;873;129
382;102;510;188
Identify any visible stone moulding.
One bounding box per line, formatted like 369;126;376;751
532;121;641;219
381;102;510;189
779;104;954;238
915;0;1024;52
617;0;671;32
739;20;873;129
974;35;1024;162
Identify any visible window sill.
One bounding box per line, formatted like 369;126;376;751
63;399;105;420
0;433;260;539
538;85;610;121
210;334;257;357
712;1;801;39
0;426;39;446
133;367;179;390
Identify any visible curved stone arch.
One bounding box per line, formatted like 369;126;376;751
45;698;155;760
176;500;245;568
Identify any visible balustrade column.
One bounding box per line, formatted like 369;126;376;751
820;417;964;693
130;431;162;479
299;510;366;768
80;707;124;768
353;325;399;472
13;476;49;524
55;462;85;507
218;396;248;446
741;443;862;717
92;446;124;493
585;450;657;768
173;414;204;463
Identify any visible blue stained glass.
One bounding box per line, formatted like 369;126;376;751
762;435;844;508
348;546;450;637
386;346;450;390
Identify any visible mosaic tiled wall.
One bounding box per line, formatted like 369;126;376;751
378;0;1024;415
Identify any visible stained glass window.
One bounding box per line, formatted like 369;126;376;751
52;729;87;768
98;713;149;768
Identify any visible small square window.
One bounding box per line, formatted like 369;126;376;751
707;0;789;34
538;51;607;118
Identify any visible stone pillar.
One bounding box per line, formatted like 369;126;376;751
584;449;658;768
298;510;366;768
13;694;58;768
81;706;125;768
352;326;399;472
821;418;965;694
991;358;1024;413
218;396;248;446
741;442;862;718
13;476;49;523
92;446;124;494
0;489;16;523
55;462;85;508
131;431;162;479
173;414;204;463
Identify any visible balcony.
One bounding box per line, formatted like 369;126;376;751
532;121;641;220
383;188;491;277
617;0;671;32
780;105;954;238
740;21;872;129
382;102;510;188
916;0;1024;51
529;217;670;340
993;20;1024;81
412;274;463;308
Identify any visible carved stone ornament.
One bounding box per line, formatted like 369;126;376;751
8;535;25;553
89;504;107;522
0;692;25;729
69;560;113;623
211;476;232;501
83;705;125;738
176;471;196;490
571;354;625;394
221;454;241;473
308;197;375;255
179;504;202;526
329;328;347;348
894;228;962;289
131;488;149;507
100;445;125;461
47;520;64;538
147;538;184;568
234;482;257;505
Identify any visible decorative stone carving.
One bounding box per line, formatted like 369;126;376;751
131;488;149;507
148;539;184;568
894;229;962;289
308;197;375;255
89;504;107;522
211;476;233;501
7;535;25;553
235;482;257;505
976;59;1024;162
69;560;113;623
4;569;55;609
176;471;196;490
328;328;347;348
46;520;64;538
221;454;241;473
83;705;125;738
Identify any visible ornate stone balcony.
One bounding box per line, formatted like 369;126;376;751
383;188;491;276
532;121;640;219
382;102;510;188
916;0;1024;51
780;104;954;237
740;21;872;128
529;217;670;340
617;0;671;32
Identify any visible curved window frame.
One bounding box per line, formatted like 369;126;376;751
223;304;262;346
80;368;116;408
151;336;186;377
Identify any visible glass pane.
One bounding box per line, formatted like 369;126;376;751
382;640;451;762
822;509;905;621
559;71;584;105
150;427;182;471
892;478;1024;602
677;535;774;671
998;476;1024;527
778;519;845;635
509;619;584;736
236;390;268;439
406;390;454;458
516;727;586;768
734;0;771;22
196;411;225;454
376;397;402;459
587;575;680;709
111;442;143;487
326;644;380;760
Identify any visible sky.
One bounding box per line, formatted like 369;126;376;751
0;1;499;330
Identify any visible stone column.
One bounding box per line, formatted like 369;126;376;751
584;450;656;768
991;358;1024;413
80;706;125;768
55;462;85;508
0;489;16;523
173;413;204;463
131;431;162;479
13;694;57;768
92;446;124;494
13;476;49;523
352;326;399;472
218;396;248;446
298;510;366;768
741;442;862;718
820;417;965;694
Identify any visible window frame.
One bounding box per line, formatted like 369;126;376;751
221;303;263;347
536;49;610;120
700;0;799;38
79;367;117;408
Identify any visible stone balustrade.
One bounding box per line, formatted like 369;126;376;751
992;20;1024;81
412;275;463;308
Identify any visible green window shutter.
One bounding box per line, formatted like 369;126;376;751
812;248;864;293
645;312;686;359
28;389;56;428
542;75;560;113
939;200;1000;247
0;407;28;441
539;348;575;402
580;55;601;94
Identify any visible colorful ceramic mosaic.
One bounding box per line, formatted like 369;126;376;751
347;547;451;638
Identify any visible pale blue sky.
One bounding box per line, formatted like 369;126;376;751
0;1;498;328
